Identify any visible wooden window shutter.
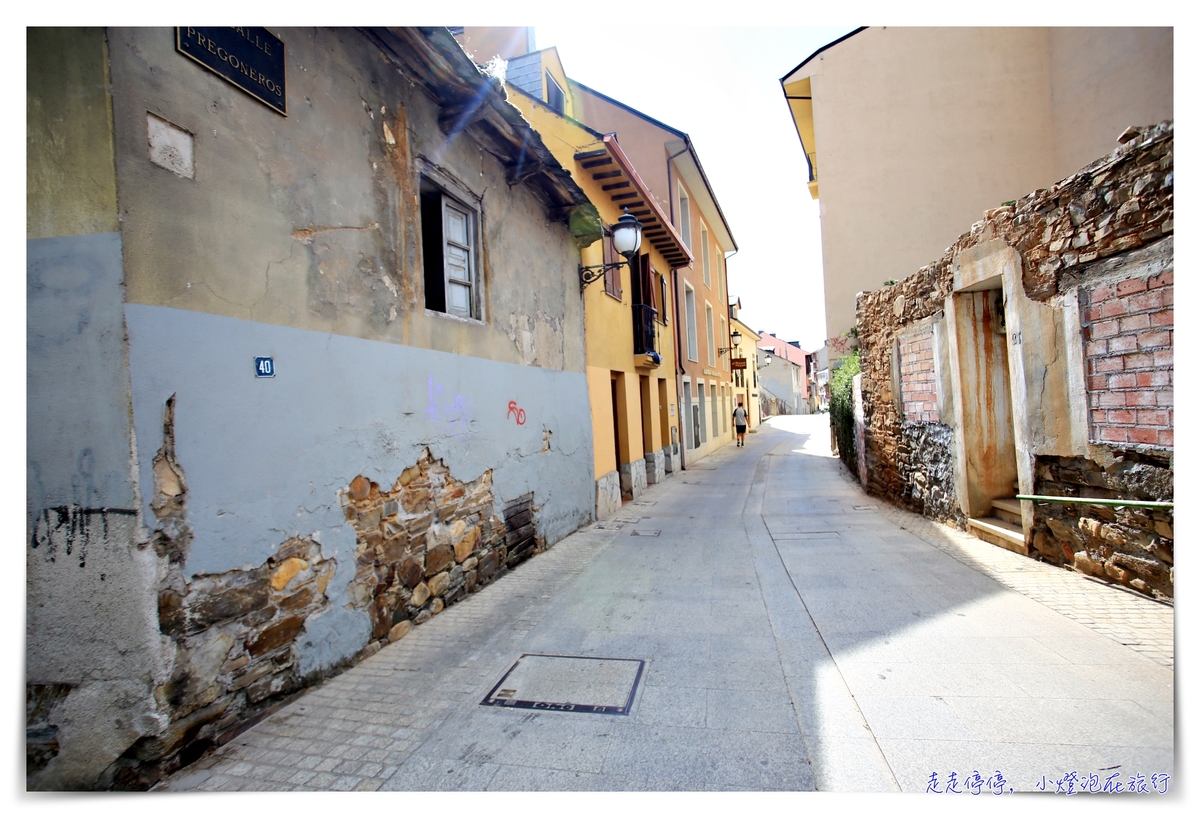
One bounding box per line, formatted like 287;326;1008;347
603;232;621;297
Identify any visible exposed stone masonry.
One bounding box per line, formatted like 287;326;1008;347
1031;453;1172;599
342;448;539;653
108;536;336;789
896;422;963;525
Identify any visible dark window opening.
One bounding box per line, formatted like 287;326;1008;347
545;72;565;114
421;176;477;318
421;185;446;313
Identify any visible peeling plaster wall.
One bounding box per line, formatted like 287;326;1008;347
106;27;585;374
27;27;171;791
29;26;596;789
124;303;594;655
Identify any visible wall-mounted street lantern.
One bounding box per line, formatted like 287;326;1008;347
579;208;643;292
718;328;743;356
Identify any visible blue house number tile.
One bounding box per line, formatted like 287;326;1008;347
254;357;275;378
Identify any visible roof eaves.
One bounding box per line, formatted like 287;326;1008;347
569;79;688;140
505;80;606;140
682;139;737;251
363;27;590;216
779;26;868;83
601;134;693;269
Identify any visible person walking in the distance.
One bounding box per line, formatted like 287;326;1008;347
733;400;748;447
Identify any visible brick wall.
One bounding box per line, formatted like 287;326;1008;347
1082;272;1173;446
899;331;939;422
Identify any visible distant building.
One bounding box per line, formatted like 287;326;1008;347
729;303;761;431
755;331;810;416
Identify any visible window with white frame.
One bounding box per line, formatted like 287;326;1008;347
421;175;480;319
706;303;715;366
678;187;691;249
720;317;728;370
685;283;698;362
701;226;710;287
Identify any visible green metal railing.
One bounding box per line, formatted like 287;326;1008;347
1016;494;1173;510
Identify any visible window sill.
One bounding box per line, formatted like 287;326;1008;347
603;290;624;303
425;308;487;327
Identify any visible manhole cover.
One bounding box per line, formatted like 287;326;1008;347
631;530;660;537
481;654;645;715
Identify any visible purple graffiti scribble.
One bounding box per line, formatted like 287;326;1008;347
426;376;443;423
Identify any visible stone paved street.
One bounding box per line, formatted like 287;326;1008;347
160;415;1174;793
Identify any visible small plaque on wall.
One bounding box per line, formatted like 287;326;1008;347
177;27;286;116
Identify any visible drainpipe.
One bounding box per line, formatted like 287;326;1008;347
667;143;690;472
672;266;687;472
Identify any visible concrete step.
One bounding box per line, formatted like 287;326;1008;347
968;515;1028;556
991;497;1023;527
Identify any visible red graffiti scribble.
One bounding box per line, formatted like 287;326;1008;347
507;401;527;425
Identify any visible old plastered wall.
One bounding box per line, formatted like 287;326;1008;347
855;122;1172;596
107;27;586;372
29;27;597;790
27;28;173;791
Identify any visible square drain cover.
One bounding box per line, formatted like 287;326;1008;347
481;654;645;715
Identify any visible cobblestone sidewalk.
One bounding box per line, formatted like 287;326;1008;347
160;522;628;792
860;481;1175;667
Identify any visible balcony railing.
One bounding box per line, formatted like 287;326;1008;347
632;303;658;356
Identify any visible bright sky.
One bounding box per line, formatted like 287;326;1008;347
536;25;855;353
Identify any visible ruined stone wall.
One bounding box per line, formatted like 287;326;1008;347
1031;453;1172;599
341;451;542;652
854;122;1172;598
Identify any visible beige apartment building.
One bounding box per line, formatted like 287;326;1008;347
781;27;1173;345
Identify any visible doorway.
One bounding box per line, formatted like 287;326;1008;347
950;285;1018;517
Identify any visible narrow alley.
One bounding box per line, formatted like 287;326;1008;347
160;415;1174;793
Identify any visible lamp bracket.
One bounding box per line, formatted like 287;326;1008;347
579;258;633;293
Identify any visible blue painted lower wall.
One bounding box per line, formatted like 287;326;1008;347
123;304;596;673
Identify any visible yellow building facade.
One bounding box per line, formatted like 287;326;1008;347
570;81;739;466
507;82;691;518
